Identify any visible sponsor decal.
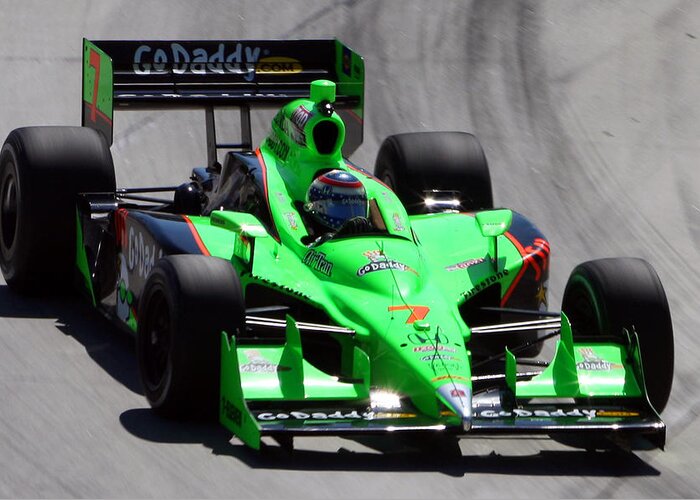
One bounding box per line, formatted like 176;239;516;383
116;252;135;327
432;362;462;374
284;212;298;231
290;105;312;130
477;408;598;418
221;397;243;426
114;210;136;327
413;345;457;353
464;269;510;298
117;279;133;312
437;384;471;415
303;249;333;276
576;347;623;371
266;134;290;160
240;350;290;373
432;374;470;383
406;331;447;345
127;226;163;280
357;250;417;277
446;257;485;272
374;412;417;419
255;56;303;74
273;109;306;146
465;406;643;421
392;212;405;232
536;281;548;308
482;221;504;230
133;42;263;81
420;355;461;362
256;410;375;421
597;410;640;417
389;305;429;324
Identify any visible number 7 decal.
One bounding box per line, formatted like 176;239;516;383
88;48;101;124
388;305;430;324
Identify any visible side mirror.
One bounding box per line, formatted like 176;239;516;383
475;209;513;271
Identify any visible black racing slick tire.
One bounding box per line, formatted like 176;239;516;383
374;132;493;214
0;126;115;293
561;258;674;413
136;255;246;418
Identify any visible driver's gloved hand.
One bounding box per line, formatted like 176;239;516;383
308;217;373;246
336;216;373;236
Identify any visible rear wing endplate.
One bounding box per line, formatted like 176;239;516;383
81;38;364;157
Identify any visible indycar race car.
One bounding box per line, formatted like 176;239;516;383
0;39;673;451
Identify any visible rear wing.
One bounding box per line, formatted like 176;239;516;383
81;38;365;162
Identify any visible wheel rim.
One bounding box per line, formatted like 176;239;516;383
0;164;18;255
142;291;172;392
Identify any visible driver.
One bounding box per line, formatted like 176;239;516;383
303;169;372;242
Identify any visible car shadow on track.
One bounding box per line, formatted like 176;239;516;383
0;285;142;394
119;407;660;478
0;285;662;478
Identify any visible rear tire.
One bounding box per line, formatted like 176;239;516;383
374;132;493;214
0;126;115;293
136;255;246;418
561;258;673;413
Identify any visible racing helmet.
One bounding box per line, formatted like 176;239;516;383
305;170;368;230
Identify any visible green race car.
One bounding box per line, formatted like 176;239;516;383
0;39;673;451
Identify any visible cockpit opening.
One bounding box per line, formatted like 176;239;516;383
313;120;339;155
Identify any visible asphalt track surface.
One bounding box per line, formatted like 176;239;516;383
1;1;699;497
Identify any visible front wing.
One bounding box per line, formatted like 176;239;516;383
219;316;665;450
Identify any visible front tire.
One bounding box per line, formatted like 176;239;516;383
0;126;115;293
137;255;245;418
374;132;493;213
562;258;674;413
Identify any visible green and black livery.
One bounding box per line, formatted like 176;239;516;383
0;39;672;452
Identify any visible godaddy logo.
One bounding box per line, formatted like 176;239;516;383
133;43;262;81
357;250;417;277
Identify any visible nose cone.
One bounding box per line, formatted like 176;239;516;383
438;383;473;431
